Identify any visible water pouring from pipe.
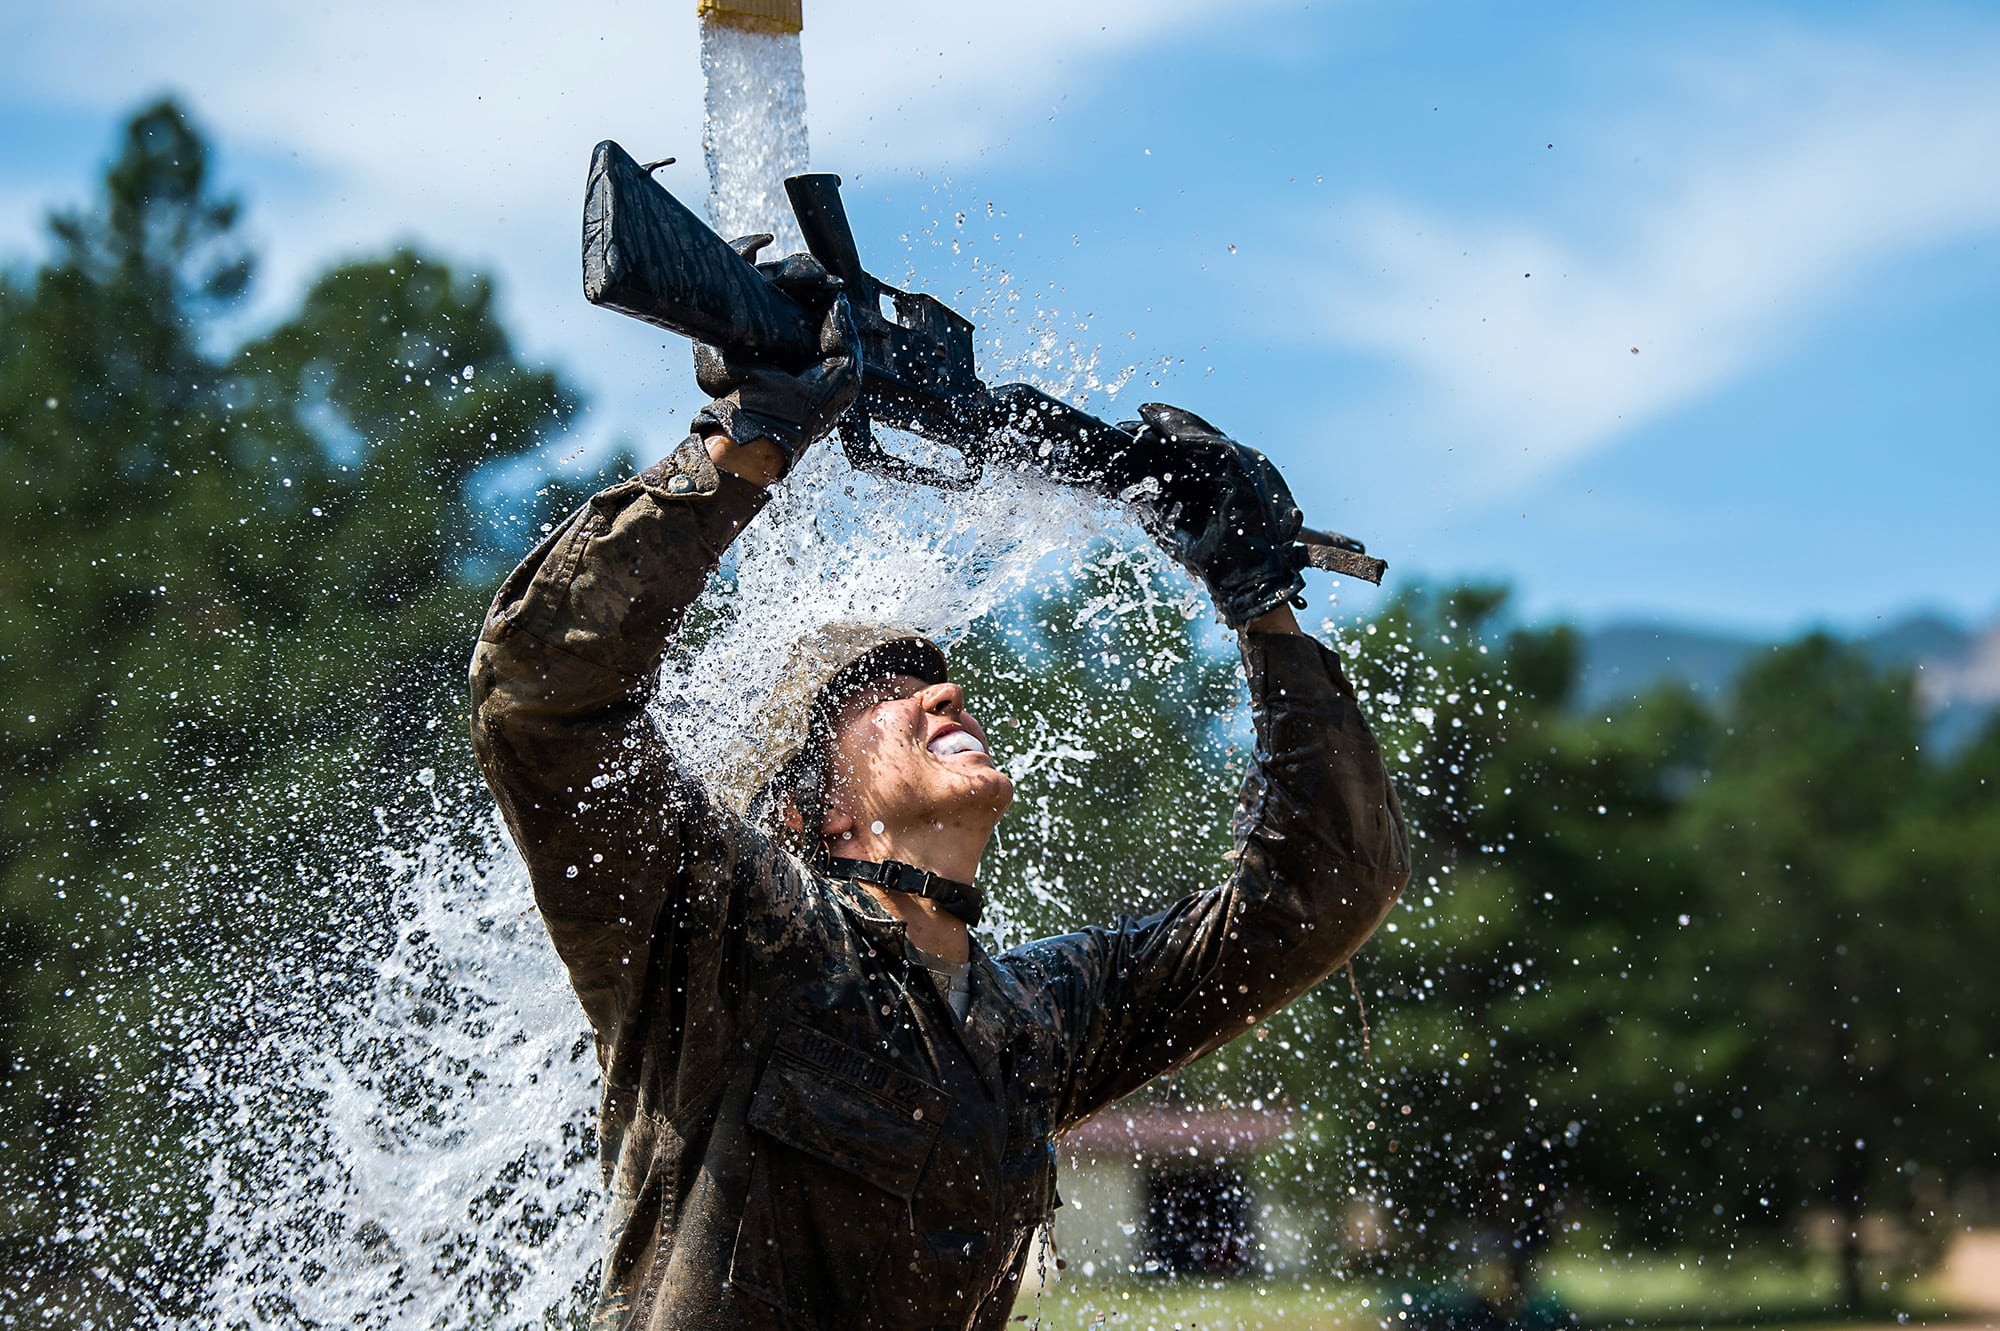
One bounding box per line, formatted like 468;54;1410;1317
700;0;809;254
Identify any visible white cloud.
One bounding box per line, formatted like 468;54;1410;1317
805;0;1284;164
1299;33;2000;492
2;0;1273;253
7;0;1273;176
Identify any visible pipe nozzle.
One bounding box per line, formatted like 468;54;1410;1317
697;0;802;34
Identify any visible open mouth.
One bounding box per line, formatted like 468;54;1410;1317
927;729;989;760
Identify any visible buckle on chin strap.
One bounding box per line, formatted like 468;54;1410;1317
813;848;985;928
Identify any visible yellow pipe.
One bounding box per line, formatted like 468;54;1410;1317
697;0;802;35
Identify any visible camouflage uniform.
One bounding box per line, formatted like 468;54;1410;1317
468;435;1410;1330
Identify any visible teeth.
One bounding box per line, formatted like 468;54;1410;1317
928;731;988;758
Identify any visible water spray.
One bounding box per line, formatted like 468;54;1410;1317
699;0;809;253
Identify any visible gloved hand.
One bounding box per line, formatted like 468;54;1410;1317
1108;403;1308;630
692;235;860;478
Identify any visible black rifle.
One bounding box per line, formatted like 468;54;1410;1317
581;140;1383;583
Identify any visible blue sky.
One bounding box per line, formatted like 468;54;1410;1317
4;0;1996;635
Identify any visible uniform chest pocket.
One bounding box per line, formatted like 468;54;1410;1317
731;1023;953;1325
747;1020;951;1199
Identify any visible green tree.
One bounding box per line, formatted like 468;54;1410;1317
1433;629;2000;1312
0;99;582;1313
1247;586;1663;1299
1660;637;1994;1308
1331;614;1999;1312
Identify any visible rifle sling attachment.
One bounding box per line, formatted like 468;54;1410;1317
815;849;984;928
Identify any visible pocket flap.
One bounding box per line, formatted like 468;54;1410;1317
747;1021;951;1201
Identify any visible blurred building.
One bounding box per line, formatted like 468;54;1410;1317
1052;1106;1309;1280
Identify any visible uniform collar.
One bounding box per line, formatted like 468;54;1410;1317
816;863;1022;1091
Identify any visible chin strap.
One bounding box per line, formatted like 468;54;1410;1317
813;845;985;928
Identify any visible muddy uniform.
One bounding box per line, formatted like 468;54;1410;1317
468;436;1410;1331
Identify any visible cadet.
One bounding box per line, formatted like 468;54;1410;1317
469;278;1409;1330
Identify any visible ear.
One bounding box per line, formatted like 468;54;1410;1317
818;805;856;842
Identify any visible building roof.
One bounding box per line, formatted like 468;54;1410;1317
1060;1106;1291;1161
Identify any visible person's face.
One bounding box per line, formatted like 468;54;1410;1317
819;675;1014;840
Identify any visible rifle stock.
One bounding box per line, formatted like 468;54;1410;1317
583;140;817;358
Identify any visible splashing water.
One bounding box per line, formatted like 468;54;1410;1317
184;801;606;1329
162;445;1201;1329
701;17;809;254
12;449;1507;1330
149;37;1255;1313
654;460;1130;781
4;247;1505;1322
652;444;1187;947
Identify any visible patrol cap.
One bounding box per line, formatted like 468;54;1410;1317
722;622;948;830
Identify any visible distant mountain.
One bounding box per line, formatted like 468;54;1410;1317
1912;619;2000;750
1575;612;1999;750
1575;624;1765;706
1854;612;1978;673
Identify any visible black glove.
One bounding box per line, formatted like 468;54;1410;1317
692;235;860;477
1108;403;1307;630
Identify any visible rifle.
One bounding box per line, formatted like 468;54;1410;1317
581;140;1384;584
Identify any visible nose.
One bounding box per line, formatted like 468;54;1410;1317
922;681;966;717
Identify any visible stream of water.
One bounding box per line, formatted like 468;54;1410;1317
701;17;810;255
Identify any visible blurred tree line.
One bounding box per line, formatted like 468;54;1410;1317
956;567;1998;1315
0;100;593;1315
1152;585;2000;1315
3;100;1998;1325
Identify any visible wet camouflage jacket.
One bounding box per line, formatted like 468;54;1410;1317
468;437;1410;1331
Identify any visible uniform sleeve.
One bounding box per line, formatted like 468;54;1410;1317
1015;630;1410;1130
467;436;769;1052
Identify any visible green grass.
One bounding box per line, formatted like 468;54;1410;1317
1541;1245;1959;1326
1546;1247;1824;1322
1011;1276;1364;1330
1004;1251;1971;1330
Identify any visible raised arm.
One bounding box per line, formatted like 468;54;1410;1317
1021;618;1408;1126
469;264;857;1044
468;440;772;1029
1001;404;1410;1125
